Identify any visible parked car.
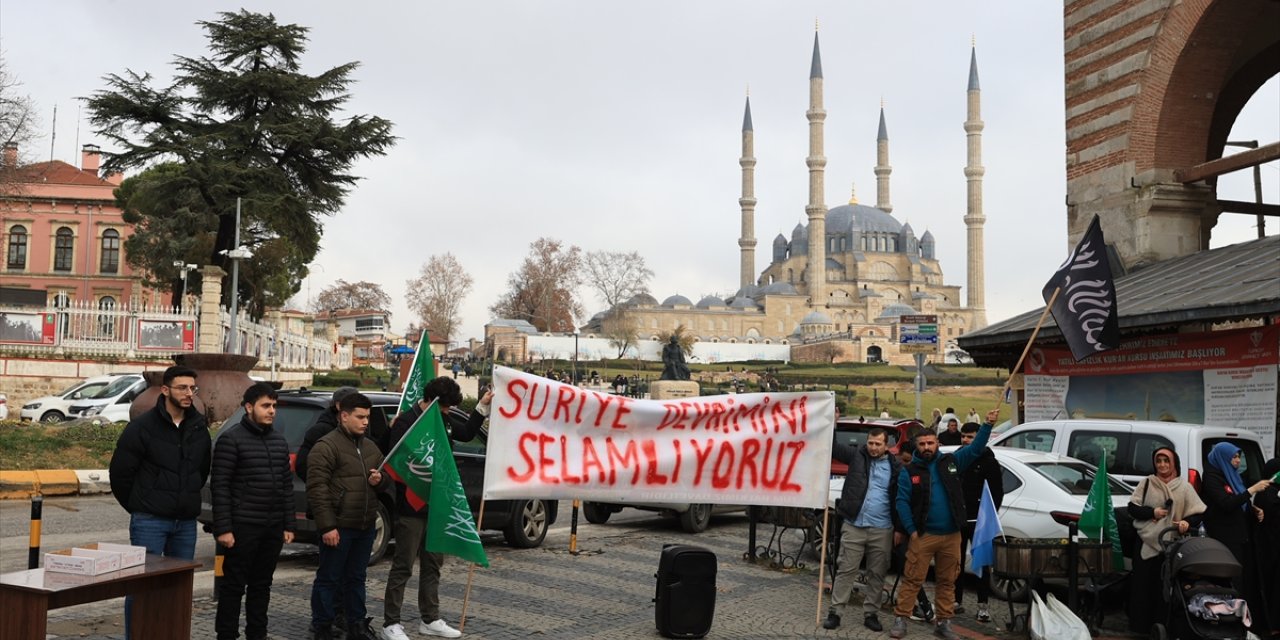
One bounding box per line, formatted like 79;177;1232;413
830;417;924;475
991;419;1267;488
580;500;744;534
197;389;559;564
19;374;126;423
67;374;147;423
829;446;1137;601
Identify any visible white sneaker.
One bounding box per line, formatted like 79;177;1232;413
419;619;462;638
380;623;411;640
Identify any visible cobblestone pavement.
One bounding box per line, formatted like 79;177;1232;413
40;515;1135;639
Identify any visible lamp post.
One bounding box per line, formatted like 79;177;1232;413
219;198;252;354
570;328;581;554
173;261;197;311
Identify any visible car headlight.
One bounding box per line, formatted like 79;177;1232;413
24;403;40;410
83;405;104;417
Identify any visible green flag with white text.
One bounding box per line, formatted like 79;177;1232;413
1078;450;1124;570
398;331;435;415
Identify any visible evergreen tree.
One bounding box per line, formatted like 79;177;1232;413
87;10;395;314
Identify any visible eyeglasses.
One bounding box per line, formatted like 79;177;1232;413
168;385;199;394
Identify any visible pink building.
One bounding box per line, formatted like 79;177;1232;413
1;143;158;309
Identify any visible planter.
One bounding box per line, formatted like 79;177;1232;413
129;354;259;424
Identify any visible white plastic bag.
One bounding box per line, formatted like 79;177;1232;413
1030;591;1091;640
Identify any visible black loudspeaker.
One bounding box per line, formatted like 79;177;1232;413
654;543;717;638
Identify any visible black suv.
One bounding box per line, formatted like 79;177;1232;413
198;389;558;563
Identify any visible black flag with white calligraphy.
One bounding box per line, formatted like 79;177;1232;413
1043;214;1120;361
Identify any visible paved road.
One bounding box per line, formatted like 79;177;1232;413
2;495;1135;639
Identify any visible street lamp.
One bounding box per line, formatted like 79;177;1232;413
219;197;252;354
172;261;198;311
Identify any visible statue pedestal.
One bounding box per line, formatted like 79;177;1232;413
649;380;700;400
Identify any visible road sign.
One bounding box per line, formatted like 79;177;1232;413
899;314;939;354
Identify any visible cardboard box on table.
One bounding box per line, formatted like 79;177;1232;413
43;547;122;576
82;542;146;568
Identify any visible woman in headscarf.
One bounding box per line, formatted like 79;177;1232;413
1126;447;1205;634
1252;458;1280;637
1200;442;1273;632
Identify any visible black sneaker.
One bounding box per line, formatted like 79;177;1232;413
911;601;936;623
347;617;379;640
822;611;841;630
864;614;884;631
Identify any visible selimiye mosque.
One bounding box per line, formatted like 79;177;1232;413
583;31;989;365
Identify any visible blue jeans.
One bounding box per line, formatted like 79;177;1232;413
311;526;377;630
125;513;197;639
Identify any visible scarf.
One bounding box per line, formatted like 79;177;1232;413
1130;474;1206;560
1207;442;1248;511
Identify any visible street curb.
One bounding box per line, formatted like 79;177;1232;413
0;469;107;499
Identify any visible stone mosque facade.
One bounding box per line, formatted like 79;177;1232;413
583;33;989;366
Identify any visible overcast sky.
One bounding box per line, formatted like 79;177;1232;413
3;2;1276;346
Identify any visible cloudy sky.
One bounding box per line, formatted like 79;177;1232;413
3;2;1276;345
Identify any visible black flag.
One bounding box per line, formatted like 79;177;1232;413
1043;215;1120;361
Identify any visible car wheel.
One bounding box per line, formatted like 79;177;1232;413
582;501;612;525
988;571;1028;602
503;499;549;548
40;410;65;424
679;503;712;533
368;502;391;565
1150;623;1167;640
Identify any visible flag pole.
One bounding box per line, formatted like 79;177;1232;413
378;398;440;471
993;286;1061;412
816;505;831;628
459;500;487;632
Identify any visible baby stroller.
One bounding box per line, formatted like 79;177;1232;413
1151;527;1248;640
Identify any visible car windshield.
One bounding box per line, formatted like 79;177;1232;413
1026;461;1131;496
88;376;138;399
64;381;108;398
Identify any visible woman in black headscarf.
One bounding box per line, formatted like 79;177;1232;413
1253;458;1280;637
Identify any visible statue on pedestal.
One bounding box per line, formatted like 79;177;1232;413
659;335;691;381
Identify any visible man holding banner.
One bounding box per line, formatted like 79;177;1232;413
890;409;999;640
380;377;491;640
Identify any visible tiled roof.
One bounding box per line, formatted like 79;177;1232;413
18;161;113;187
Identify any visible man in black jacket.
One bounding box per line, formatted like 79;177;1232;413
955;422;1003;623
212;383;296;640
380;377;490;640
823;428;901;632
109;365;211;640
295;386;360;482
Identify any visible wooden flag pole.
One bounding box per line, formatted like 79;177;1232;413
816;505;831;627
458;500;487;632
993;287;1061;413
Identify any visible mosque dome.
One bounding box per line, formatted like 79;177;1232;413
801;311;832;325
760;282;798;295
735;284;762;299
695;295;725;309
728;296;759;309
661;294;693;307
625;293;658;306
787;204;905;243
878;303;918;320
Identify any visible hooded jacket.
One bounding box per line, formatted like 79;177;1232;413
306;424;390;533
210;413;296;535
110;394;212;519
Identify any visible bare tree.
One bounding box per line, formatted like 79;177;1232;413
0;55;38;192
814;341;842;364
311;279;392;313
490;237;583;332
583;250;654;309
601;307;640;358
406;253;473;342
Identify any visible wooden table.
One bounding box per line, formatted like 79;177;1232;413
0;555;201;640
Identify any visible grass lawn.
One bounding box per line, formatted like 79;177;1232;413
0;421;126;470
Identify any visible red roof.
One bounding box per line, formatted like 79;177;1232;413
18;160;115;187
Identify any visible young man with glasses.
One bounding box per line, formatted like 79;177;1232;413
110;365;211;639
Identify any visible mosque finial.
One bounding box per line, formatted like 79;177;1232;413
815;18;820;31
848;182;858;205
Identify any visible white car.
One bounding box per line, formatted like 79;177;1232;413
19;375;119;423
66;374;146;423
829;447;1135;600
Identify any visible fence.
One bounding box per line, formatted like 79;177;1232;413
0;301;351;370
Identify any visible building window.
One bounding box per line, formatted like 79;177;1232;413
54;227;74;272
98;296;116;336
355;317;384;331
6;225;27;269
100;229;120;274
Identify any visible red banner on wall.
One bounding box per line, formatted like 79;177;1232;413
1025;326;1278;377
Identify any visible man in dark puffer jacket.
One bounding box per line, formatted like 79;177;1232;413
110;365;211;640
211;383;296;640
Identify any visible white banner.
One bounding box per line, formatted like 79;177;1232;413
482;366;835;508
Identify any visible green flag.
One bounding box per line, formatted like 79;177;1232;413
398;331;435;415
384;401;489;567
1078;450;1124;570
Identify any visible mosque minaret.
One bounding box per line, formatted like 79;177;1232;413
875;104;892;214
738;95;757;289
964;45;988;329
805;30;828;306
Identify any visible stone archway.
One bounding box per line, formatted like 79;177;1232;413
1064;0;1279;269
866;345;883;363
